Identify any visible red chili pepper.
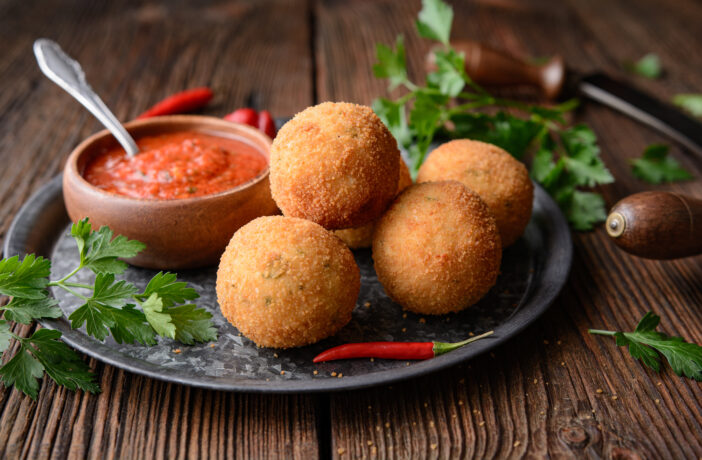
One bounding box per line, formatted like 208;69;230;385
224;108;277;139
312;330;494;363
224;108;259;127
137;87;213;119
257;110;277;139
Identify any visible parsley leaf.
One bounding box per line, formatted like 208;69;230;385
71;220;145;274
626;53;662;79
0;345;44;399
166;304;218;345
565;190;607;232
0;320;12;352
560;125;614;187
631;144;692;183
416;0;453;45
0;255;51;299
372;98;412;149
136;272;199;307
141;294;176;339
672;93;702;118
428;49;467;97
25;329;100;394
590;312;702;381
373;35;408;90
3;297;61;325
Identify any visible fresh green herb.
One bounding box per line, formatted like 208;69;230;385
372;0;613;230
589;312;702;381
625;53;662;79
631;144;692;184
673;93;702;117
0;218;216;398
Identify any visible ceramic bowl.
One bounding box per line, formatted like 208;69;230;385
63;115;279;270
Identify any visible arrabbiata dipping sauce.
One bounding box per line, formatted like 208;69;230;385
83;131;268;199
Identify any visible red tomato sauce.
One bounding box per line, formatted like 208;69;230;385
83;131;267;200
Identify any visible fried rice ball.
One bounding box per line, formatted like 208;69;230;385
333;158;413;249
270;102;400;229
216;216;360;348
417;139;533;247
373;181;501;315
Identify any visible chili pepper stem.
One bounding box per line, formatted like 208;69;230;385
432;330;495;356
587;329;616;336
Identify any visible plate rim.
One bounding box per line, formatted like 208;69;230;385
3;174;572;393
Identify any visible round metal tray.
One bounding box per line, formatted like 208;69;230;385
4;174;571;392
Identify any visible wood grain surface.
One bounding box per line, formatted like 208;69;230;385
1;0;700;458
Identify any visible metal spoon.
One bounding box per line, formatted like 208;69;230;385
33;38;139;157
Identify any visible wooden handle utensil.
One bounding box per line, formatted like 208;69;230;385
606;191;702;259
425;41;566;99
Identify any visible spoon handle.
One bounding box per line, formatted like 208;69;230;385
33;39;139;157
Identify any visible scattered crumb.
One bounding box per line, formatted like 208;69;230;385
597;424;602;430
424;403;428;408
539;411;545;416
266;378;270;381
514;441;521;447
458;400;464;406
367;440;373;446
371;446;377;455
209;343;215;348
406;362;410;366
331;372;337;377
368;405;372;409
596;389;603;394
560;362;565;366
280;370;285;375
473;409;478;414
173;349;181;354
459;378;465;384
543;340;549;345
385;422;390;428
376;426;380;431
273;353;279;358
655;399;660;404
591;409;596;413
313;370;318;375
412;422;416;426
585;415;591;419
611;395;618;400
452;414;457;418
337;447;346;455
479;421;485;426
533;379;538;384
338;373;343;378
430;444;437;450
370;358;374;362
557;341;562;345
401;328;407;333
429;421;435;427
402;313;407;319
657;382;662;386
419;318;426;324
364;301;371;308
468;332;474;337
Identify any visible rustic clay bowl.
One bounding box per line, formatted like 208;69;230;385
63;115;279;270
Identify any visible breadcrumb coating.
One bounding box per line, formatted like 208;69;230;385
270;102;400;229
216;216;360;348
373;181;501;315
334;158;413;249
417;139;533;247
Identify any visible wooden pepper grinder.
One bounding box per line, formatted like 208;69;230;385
425;41;566;99
606;191;702;259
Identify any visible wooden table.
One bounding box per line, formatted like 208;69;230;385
1;0;701;458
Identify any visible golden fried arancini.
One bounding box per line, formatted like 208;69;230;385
333;158;413;249
270;102;400;229
216;216;360;348
373;181;501;315
417;140;533;247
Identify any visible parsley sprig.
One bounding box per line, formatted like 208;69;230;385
631;144;692;184
589;312;702;381
0;218;217;398
372;0;614;230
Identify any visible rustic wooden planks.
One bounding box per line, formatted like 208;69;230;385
315;0;702;458
0;0;701;458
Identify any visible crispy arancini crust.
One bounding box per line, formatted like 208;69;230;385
417;139;533;247
270;102;400;229
216;216;360;348
334;159;413;249
372;181;501;315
